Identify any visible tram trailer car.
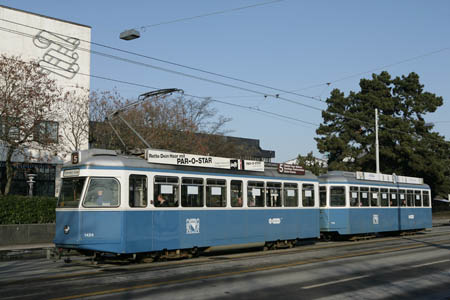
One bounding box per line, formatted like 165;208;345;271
318;171;432;238
54;149;320;257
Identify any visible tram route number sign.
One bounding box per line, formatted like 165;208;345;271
277;163;305;175
146;149;264;172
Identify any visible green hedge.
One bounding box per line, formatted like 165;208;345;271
0;195;57;224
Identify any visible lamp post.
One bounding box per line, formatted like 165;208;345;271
27;174;37;197
375;108;380;174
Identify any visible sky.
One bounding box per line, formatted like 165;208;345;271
1;0;449;162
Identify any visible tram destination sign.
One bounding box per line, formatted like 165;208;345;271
277;163;305;175
146;149;264;172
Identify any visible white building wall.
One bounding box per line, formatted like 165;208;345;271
0;6;91;195
0;5;91;156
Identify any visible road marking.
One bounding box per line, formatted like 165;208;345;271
302;275;370;289
46;238;450;300
411;259;450;268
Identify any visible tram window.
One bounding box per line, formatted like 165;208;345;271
370;188;380;207
399;190;406;206
129;175;147;208
380;188;389;207
423;191;430;207
247;181;264;207
284;183;298;207
206;179;226;207
414;190;422;207
181;178;204;207
266;182;282;207
390;189;398;207
359;187;369;207
83;177;120;207
319;186;327;207
154;176;179;207
349;186;359;207
407;190;414;207
302;184;315;207
330;186;345;207
231;180;243;207
58;177;86;208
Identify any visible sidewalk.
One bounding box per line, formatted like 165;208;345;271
0;243;54;261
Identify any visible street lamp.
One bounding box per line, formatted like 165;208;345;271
120;29;140;40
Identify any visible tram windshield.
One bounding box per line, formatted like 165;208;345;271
57;177;86;208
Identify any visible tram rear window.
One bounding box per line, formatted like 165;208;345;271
58;177;86;208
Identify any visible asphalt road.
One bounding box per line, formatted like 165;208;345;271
1;226;449;300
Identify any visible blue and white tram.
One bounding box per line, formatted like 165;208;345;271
318;171;432;237
54;149;320;257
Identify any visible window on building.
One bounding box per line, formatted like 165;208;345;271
0;117;20;140
83;177;120;207
330;186;345;207
34;121;59;143
181;177;204;207
284;183;298;207
350;186;359;207
266;182;282;207
247;181;264;207
231;180;243;207
206;178;226;207
154;176;179;207
129;175;147;208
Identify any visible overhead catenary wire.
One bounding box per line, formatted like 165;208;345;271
33;64;318;128
0;22;448;145
135;0;285;30
0;24;325;114
0;17;325;104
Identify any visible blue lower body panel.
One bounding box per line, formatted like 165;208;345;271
55;209;320;254
320;208;431;236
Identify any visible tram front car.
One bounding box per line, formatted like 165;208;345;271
54;149;124;256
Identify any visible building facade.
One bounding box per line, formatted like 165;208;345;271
0;5;91;196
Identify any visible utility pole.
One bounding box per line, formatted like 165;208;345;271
375;108;380;174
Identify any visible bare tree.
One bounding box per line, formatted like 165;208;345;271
89;90;233;156
59;88;89;152
0;55;63;195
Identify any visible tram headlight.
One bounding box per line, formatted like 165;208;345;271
64;225;70;235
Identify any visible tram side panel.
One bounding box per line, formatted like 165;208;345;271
124;211;153;253
348;208;400;234
400;207;432;230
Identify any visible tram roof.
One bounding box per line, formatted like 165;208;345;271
319;171;430;188
64;149;317;181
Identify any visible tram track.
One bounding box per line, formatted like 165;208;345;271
1;228;449;289
6;235;450;300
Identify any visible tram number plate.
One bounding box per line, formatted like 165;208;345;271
372;214;379;225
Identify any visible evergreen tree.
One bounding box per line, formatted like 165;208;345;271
316;71;450;197
296;151;327;176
